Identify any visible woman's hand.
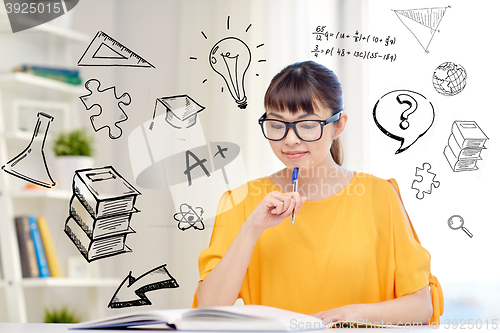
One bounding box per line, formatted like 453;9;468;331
311;305;360;326
311;286;432;326
245;191;306;232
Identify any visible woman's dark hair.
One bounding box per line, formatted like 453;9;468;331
263;61;344;165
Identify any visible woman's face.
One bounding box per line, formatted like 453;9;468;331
266;104;339;171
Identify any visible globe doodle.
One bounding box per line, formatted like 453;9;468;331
432;62;467;96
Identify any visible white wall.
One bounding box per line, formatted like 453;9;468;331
367;0;500;321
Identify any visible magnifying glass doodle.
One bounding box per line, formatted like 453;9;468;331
448;215;473;238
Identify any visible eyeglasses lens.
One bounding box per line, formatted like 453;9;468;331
263;120;321;141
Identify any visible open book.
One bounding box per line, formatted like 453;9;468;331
73;305;325;331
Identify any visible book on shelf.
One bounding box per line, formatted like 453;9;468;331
14;217;39;278
12;64;82;85
73;166;141;219
73;305;325;331
37;216;62;277
13;64;80;77
28;216;50;278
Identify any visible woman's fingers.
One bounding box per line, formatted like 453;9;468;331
282;196;295;216
266;192;295;215
263;191;307;217
311;311;342;327
289;191;306;213
272;197;294;215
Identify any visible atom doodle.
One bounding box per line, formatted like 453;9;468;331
173;203;205;231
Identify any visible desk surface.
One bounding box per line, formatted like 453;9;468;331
0;323;496;332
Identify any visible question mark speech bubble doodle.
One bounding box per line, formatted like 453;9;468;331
373;90;434;154
397;93;417;130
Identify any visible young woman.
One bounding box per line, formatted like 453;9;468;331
193;61;443;325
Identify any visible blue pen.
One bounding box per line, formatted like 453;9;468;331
290;167;299;226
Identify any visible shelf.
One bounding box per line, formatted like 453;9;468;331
0;18;90;43
12;189;72;200
3;131;42;141
0;9;98;323
0;73;86;95
21;278;121;288
30;23;90;43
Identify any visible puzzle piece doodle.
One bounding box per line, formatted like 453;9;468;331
80;79;131;139
411;162;440;200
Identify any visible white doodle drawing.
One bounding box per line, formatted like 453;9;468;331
411;162;440;200
189;16;266;109
108;264;179;308
80;79;131;139
65;166;141;262
373;90;434;154
78;31;155;68
173;203;204;231
432;62;467;96
149;95;205;130
393;6;450;53
444;121;488;172
1;112;56;188
448;215;473;238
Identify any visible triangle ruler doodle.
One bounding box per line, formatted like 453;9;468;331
393;6;450;53
78;31;155;68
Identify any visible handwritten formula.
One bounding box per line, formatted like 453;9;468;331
311;26;397;62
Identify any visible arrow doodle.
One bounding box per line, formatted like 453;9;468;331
108;264;179;308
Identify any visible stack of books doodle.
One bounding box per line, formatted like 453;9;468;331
64;166;141;262
444;121;489;172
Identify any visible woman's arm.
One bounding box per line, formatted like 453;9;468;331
196;221;262;307
196;191;306;307
312;285;433;325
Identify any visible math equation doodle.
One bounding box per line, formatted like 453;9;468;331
311;27;397;62
393;6;451;53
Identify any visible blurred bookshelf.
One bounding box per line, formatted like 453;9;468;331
0;17;121;324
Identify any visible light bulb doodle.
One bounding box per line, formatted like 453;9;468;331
209;37;251;109
189;16;265;110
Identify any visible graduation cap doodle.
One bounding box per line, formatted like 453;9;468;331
149;95;205;130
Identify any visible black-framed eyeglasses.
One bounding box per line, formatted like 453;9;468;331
258;111;342;142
